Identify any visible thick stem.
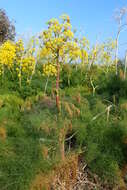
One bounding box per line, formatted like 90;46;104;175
59;128;65;161
56;56;60;111
60;140;65;161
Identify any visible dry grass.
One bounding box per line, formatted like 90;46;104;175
30;153;78;190
30;153;127;190
0;127;6;140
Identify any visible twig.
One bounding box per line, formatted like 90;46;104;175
65;132;78;142
92;105;113;121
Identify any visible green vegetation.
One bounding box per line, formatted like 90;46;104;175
0;64;127;189
0;12;127;190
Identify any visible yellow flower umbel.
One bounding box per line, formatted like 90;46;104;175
0;41;16;75
15;55;36;86
43;63;57;77
39;47;51;58
15;39;24;58
22;56;36;76
43;63;57;94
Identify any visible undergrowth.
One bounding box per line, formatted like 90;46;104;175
0;65;127;189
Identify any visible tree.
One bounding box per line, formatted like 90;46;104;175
114;7;127;75
0;9;15;44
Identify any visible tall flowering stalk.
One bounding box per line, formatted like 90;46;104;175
15;39;36;87
39;15;82;111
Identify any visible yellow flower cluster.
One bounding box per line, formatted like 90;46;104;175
93;49;97;58
0;41;16;71
42;30;52;40
89;48;98;62
66;42;82;60
69;48;82;60
28;48;36;55
48;18;62;34
43;63;57;76
16;56;35;79
103;52;111;61
14;39;36;82
22;56;35;74
63;30;74;39
0;38;36;86
81;49;88;64
41;14;75;56
16;39;24;56
40;47;50;58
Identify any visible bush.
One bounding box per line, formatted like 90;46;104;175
97;74;127;102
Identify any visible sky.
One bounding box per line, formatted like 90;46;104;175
0;0;127;57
